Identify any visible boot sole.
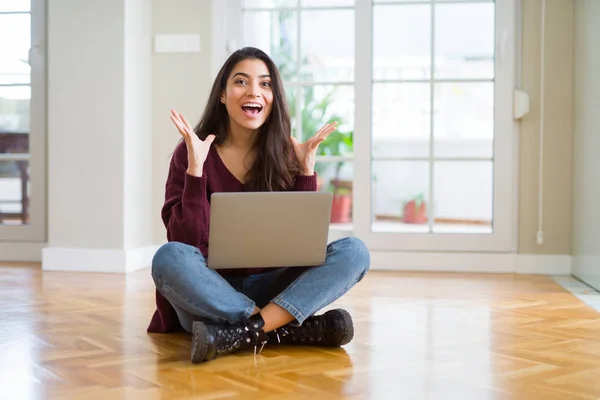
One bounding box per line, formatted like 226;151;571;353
191;321;209;363
328;308;354;346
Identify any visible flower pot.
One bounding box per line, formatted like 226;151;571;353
402;200;427;224
330;194;352;223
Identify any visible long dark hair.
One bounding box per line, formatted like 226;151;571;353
193;47;299;191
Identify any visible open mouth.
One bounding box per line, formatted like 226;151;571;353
241;102;263;116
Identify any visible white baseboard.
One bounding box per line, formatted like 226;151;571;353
370;251;572;275
0;242;47;262
7;242;571;276
515;254;572;275
41;245;160;273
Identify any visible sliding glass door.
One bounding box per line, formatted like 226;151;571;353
217;0;517;253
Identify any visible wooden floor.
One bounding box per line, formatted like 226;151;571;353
1;264;600;400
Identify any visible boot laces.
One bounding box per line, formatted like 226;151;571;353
275;318;325;344
215;326;246;354
215;321;268;355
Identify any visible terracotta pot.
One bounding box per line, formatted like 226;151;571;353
402;200;427;224
330;194;352;223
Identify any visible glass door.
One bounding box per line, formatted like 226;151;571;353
0;0;46;242
354;0;517;252
219;0;517;253
239;0;357;234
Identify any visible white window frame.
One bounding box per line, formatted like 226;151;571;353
0;0;47;244
214;0;519;253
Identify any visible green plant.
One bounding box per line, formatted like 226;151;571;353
267;12;354;189
289;86;353;182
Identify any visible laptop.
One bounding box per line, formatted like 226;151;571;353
207;191;333;269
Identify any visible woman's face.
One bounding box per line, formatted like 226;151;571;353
221;58;274;133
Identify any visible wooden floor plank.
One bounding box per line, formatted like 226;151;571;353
1;264;600;399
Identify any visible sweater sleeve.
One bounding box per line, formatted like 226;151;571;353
293;172;318;191
161;141;211;253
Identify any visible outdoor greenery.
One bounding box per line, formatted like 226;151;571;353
269;11;354;187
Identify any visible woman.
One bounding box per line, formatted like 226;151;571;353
148;47;370;363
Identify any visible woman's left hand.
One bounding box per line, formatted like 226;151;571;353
291;122;338;175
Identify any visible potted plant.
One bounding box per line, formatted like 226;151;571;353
271;13;354;222
402;193;427;224
288;85;354;223
319;128;353;223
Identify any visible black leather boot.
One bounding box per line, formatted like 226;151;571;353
190;314;268;363
270;308;354;347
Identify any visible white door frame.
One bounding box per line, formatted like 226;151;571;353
353;0;519;253
0;0;47;248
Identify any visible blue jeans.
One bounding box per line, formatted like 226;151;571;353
151;237;370;333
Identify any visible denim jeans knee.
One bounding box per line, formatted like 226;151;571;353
331;236;370;281
150;241;255;325
152;242;197;280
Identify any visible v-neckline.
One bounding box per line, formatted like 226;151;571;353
212;145;246;188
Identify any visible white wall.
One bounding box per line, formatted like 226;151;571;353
571;0;600;289
44;0;156;272
47;0;126;249
151;0;213;244
519;0;574;255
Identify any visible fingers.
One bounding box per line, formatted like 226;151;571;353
307;121;338;150
181;114;194;132
170;109;193;134
170;113;188;139
314;121;338;142
171;109;214;142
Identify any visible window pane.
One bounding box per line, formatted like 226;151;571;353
0;158;29;226
374;0;427;2
433;82;493;158
242;0;297;9
373;5;431;81
300;85;354;156
374;0;493;2
0;86;30;133
0;0;30;12
436;0;494;2
434;3;495;79
433;161;492;233
242;11;298;81
372;161;429;233
285;85;299;138
301;0;354;6
0;13;31;84
300;9;354;82
314;160;353;225
372;83;430;158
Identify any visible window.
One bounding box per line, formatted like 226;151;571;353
241;0;357;226
0;0;46;241
217;0;517;252
0;1;32;225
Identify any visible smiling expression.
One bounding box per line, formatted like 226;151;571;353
220;58;274;133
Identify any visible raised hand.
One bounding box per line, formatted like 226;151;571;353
170;109;215;177
291;122;338;175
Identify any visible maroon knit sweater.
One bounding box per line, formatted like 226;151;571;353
147;140;318;333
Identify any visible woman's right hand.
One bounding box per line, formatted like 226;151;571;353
170;109;215;177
